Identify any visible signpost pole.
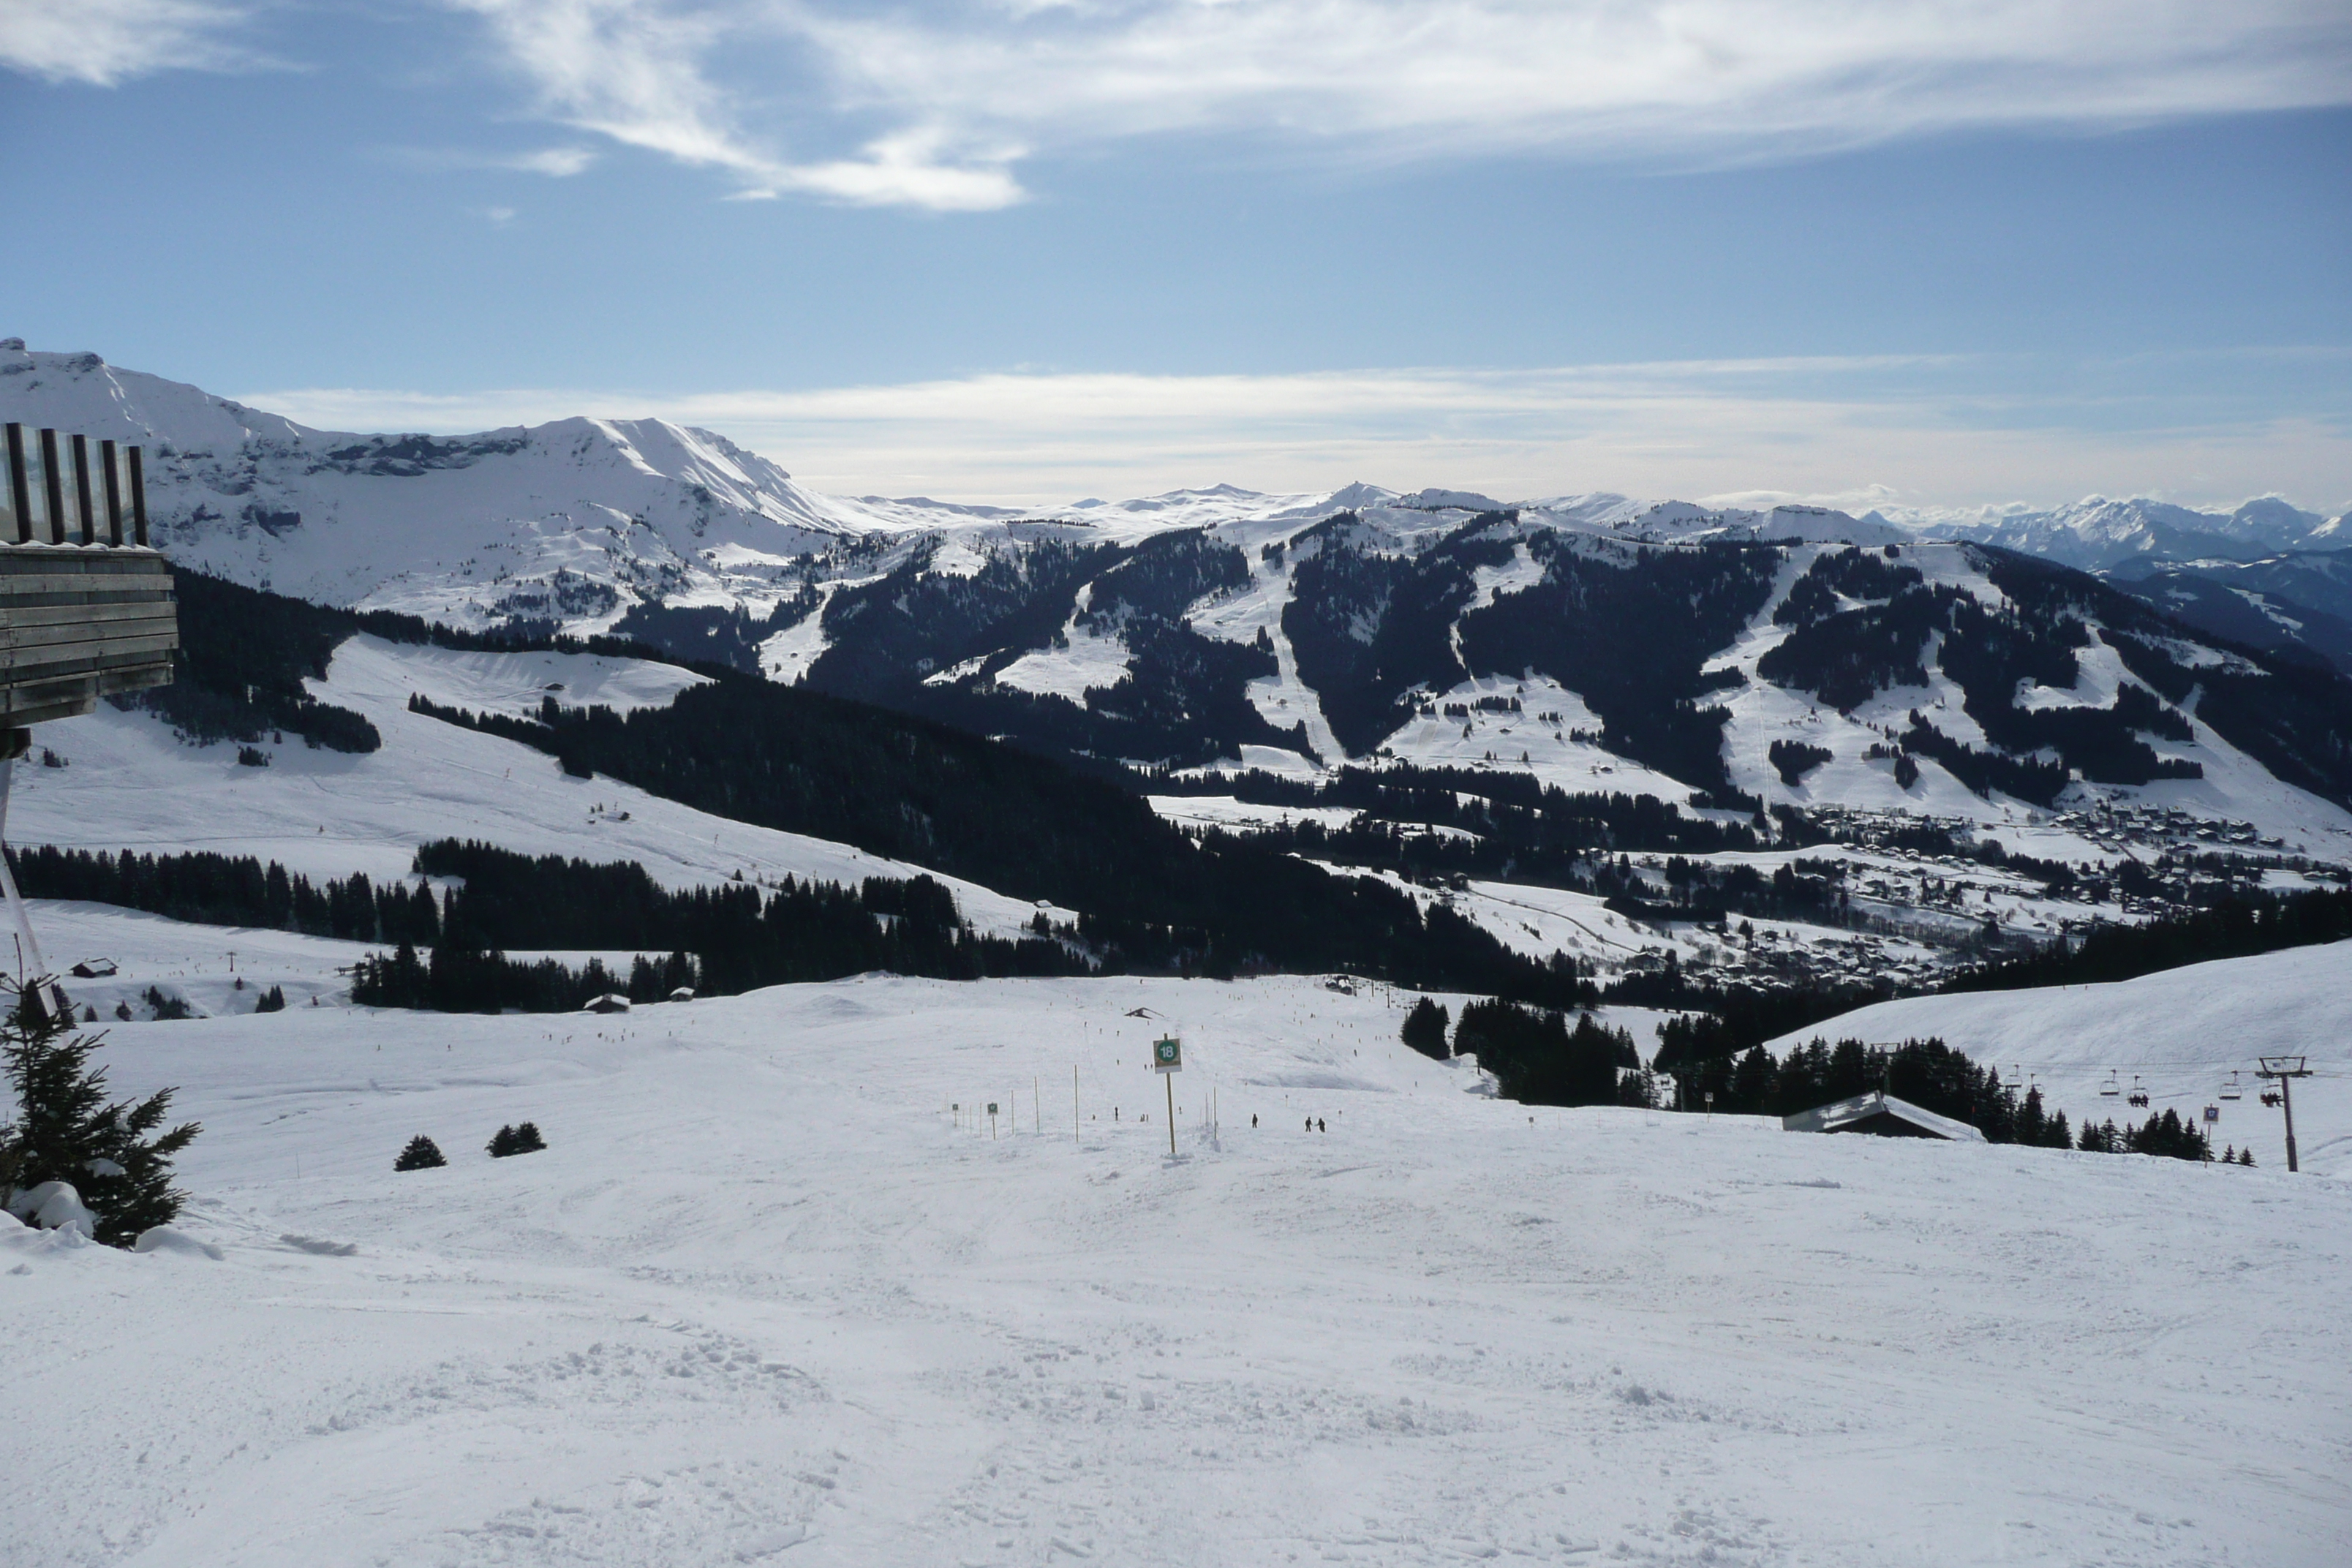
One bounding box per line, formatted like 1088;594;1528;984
1165;1071;1175;1158
1153;1036;1183;1157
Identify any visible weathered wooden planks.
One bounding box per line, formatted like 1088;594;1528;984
0;544;177;724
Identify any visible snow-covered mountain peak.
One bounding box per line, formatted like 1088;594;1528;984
1903;494;2344;570
1;341;315;453
0;343;2337;640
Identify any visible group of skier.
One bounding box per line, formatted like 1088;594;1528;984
1244;1113;1327;1132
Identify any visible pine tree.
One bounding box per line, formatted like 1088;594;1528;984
1728;1044;1776;1114
394;1134;446;1171
1400;996;1450;1060
0;985;200;1248
1614;1067;1659;1109
2017;1085;2048;1146
487;1122;548;1157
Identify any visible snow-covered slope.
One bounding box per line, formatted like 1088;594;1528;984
0;343;909;627
11;636;1068;940
20;899;681;1022
9;970;2347;1567
1765;941;2352;1176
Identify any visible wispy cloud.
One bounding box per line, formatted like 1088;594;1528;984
0;0;257;85
436;0;2352;208
385;145;603;176
238;352;2352;514
796;0;2352;155
449;0;1024;209
25;1;2349;211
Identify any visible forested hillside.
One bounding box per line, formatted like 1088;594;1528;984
410;685;1594;1003
117;572;1587;1003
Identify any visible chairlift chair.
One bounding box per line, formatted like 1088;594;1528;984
2220;1071;2242;1101
2261;1090;2283;1109
2099;1071;2120;1098
2127;1075;2149;1109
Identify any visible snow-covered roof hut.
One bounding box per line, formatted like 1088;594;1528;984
1782;1090;1986;1142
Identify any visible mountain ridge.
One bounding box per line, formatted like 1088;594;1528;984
7;342;2352;868
5;342;2340;637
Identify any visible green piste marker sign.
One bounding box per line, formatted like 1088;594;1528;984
1153;1037;1183;1073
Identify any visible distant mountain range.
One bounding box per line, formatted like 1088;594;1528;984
6;340;2351;856
1896;494;2343;572
10;340;2340;637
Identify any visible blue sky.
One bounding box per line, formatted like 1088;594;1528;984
4;1;2347;510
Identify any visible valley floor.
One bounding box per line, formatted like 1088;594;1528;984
10;973;2347;1567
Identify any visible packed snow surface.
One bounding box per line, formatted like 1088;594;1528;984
10;973;2347;1567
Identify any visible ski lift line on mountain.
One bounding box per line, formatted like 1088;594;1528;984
0;423;177;1020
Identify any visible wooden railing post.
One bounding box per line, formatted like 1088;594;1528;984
99;439;124;546
38;428;67;545
71;433;95;546
127;445;149;546
3;424;28;545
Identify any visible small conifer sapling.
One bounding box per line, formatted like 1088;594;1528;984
394;1134;447;1171
489;1122;548;1158
0;981;200;1247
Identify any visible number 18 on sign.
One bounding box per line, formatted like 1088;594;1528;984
1154;1038;1181;1156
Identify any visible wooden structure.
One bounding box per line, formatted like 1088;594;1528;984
1;423;178;728
1782;1089;1986;1143
0;423;178;1015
